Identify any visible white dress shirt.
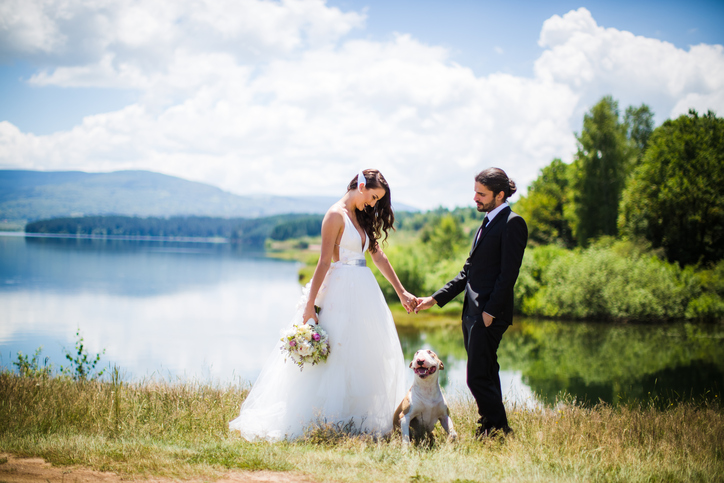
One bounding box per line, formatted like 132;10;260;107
485;201;509;226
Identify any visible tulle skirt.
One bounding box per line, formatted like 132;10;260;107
229;263;407;441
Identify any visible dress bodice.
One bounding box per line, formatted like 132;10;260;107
337;212;368;264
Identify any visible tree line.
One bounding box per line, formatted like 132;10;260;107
25;213;326;247
515;99;723;266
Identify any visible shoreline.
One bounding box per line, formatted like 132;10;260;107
0;230;229;244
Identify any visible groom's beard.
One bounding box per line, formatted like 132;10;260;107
476;200;497;212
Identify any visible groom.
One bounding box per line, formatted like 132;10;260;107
416;167;528;438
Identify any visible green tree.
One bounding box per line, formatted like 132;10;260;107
514;158;575;247
624;104;655;158
570;96;632;246
619;109;724;266
420;214;467;263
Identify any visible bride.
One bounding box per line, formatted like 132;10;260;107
229;169;417;441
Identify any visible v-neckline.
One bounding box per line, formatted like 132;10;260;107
344;211;366;251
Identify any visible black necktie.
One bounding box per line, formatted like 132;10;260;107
474;217;489;248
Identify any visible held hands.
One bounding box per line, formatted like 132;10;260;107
398;290;419;314
413;296;437;314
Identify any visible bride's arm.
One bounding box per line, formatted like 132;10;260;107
302;210;343;324
369;248;417;314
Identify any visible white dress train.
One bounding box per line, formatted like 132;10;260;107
229;212;407;441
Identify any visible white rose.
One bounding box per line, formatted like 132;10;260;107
297;342;314;357
298;325;313;341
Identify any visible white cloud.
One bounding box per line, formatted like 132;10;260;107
9;0;364;81
0;0;63;58
536;7;724;122
1;3;723;209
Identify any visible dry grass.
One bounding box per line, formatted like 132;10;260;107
1;371;722;482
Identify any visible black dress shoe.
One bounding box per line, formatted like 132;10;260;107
476;426;514;440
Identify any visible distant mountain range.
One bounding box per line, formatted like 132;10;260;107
0;170;417;222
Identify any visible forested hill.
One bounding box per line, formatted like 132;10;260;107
1;170;420;222
25;214;325;247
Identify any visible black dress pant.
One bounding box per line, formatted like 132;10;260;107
462;314;509;431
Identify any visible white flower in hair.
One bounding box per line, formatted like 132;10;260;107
358;169;366;189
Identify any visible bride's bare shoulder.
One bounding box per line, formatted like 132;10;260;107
323;204;346;224
319;206;345;242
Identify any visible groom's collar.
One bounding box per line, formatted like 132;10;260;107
485;201;509;225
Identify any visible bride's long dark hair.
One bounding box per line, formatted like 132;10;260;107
347;169;394;253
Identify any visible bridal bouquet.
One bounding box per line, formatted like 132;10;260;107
280;319;331;370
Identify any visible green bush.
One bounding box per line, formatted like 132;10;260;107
514;244;570;315
420;251;470;305
515;240;723;322
13;347;53;378
684;259;724;321
686;293;724;320
373;241;428;302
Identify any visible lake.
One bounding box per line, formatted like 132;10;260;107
1;234;721;408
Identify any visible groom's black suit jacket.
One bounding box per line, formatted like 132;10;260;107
432;206;528;324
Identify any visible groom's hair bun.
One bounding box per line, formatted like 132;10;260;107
475;167;516;200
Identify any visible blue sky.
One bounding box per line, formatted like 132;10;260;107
0;0;722;208
330;0;724;76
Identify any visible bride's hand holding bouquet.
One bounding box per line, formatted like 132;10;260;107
302;301;319;325
280;304;330;371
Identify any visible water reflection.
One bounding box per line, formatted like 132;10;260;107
500;319;724;407
0;235;303;382
3;235;268;296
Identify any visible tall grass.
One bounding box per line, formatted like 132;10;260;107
1;370;722;482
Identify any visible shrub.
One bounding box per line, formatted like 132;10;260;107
373;242;428;302
515;240;723;322
13;347;53;378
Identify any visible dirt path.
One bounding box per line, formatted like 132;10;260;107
0;453;318;483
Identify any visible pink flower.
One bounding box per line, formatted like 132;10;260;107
312;333;321;341
289;340;296;347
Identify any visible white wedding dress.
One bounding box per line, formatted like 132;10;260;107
229;212;407;441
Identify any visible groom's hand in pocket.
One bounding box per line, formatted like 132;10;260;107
414;296;437;314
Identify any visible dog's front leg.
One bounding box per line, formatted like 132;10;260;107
440;414;457;442
400;414;412;445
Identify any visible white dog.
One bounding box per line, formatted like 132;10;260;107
393;349;457;444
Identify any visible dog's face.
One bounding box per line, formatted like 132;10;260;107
409;349;444;379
